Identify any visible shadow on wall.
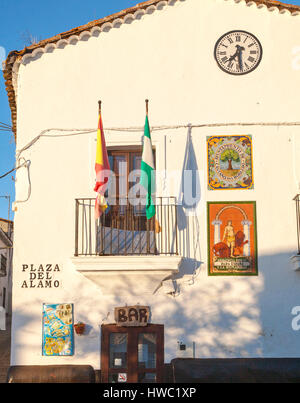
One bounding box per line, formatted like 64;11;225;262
9;132;300;364
10;251;300;365
163;250;300;362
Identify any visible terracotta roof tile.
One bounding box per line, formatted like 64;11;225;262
3;0;300;140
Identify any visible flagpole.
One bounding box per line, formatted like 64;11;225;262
145;99;149;116
144;99;150;249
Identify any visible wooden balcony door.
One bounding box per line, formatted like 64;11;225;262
101;324;164;383
106;149;155;232
108;149;144;203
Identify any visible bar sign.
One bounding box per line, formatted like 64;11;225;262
115;306;150;327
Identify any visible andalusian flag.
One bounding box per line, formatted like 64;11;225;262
94;113;110;220
140;114;156;219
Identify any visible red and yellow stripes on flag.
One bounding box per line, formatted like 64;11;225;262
94;113;110;220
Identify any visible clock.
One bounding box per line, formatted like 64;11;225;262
214;30;262;75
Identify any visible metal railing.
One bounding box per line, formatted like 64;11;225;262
75;197;178;256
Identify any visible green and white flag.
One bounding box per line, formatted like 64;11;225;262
140;114;156;219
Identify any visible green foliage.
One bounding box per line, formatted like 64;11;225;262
220;149;240;163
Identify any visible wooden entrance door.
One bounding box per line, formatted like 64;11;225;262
101;324;164;383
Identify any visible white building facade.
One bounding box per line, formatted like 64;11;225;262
4;0;300;382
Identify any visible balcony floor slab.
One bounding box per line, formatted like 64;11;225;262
71;255;182;296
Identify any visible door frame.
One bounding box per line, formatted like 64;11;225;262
101;324;164;383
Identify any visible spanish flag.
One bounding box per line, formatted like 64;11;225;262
94;113;110;220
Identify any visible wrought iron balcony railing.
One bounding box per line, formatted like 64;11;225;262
75;197;178;256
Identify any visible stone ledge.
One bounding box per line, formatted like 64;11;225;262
71;255;182;295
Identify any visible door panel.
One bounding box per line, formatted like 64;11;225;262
101;324;164;383
109;333;128;369
138;333;156;368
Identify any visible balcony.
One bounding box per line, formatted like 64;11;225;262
74;197;178;257
72;197;182;294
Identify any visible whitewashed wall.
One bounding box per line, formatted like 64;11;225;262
11;0;300;367
0;238;9;314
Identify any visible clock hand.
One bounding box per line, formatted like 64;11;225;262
227;51;238;64
238;50;243;71
228;50;238;62
237;46;245;71
238;53;243;71
228;45;242;64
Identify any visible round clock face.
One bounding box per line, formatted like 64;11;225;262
214;30;262;75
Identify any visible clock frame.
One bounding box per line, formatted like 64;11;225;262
214;30;263;75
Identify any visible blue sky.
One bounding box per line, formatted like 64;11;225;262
1;0;300;220
0;0;138;220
